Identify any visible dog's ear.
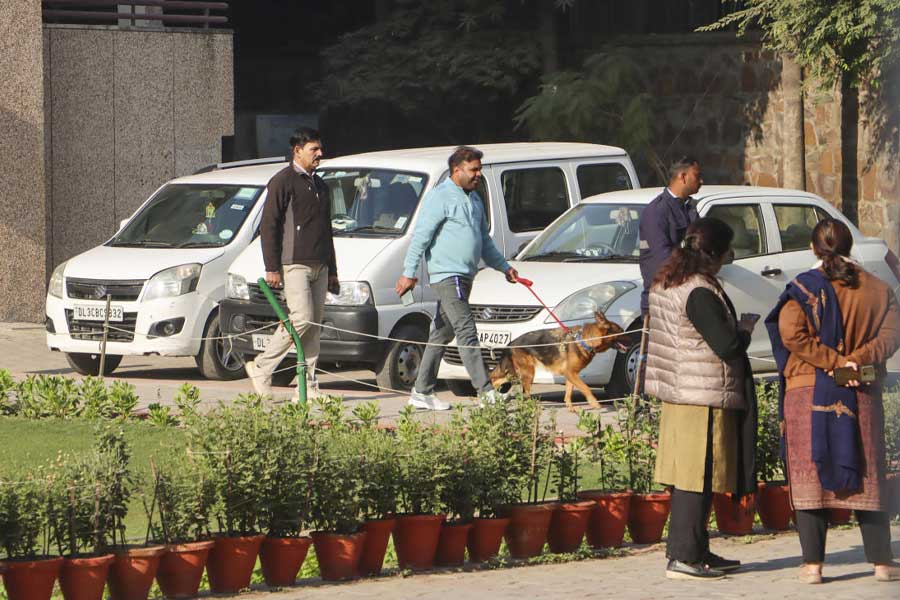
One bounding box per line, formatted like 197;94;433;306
594;310;609;324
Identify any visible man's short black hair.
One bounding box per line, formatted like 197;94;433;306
448;145;483;170
668;156;699;182
290;127;321;149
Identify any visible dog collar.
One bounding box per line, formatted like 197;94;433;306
574;331;595;355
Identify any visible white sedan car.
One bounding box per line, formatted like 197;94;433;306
438;186;900;397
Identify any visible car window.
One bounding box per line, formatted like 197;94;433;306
500;167;569;233
319;168;428;236
705;204;767;258
576;163;633;198
773;204;822;252
519;203;644;261
475;177;490;229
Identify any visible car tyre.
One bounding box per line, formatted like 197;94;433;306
195;313;246;380
374;324;427;392
65;352;122;376
446;379;476;397
606;330;643;398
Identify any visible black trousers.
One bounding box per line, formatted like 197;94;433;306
795;508;893;564
666;411;714;564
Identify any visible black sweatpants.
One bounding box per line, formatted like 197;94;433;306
795;508;893;564
666;411;714;564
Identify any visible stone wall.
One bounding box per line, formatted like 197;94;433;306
0;2;47;322
43;25;234;277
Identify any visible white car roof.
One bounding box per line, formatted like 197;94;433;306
582;185;824;205
166;142;629;186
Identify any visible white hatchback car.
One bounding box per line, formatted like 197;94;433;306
438;186;900;396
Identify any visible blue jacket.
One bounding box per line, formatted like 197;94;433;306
638;189;699;312
402;179;510;283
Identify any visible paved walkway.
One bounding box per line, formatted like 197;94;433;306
244;526;899;600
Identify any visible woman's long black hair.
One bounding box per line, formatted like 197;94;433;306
653;217;734;291
811;217;860;288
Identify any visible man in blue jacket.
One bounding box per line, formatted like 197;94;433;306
395;146;518;410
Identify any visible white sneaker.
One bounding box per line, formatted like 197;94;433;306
478;388;508;407
408;390;451;411
245;360;272;397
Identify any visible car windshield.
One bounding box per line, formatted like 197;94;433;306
108;184;263;248
519;203;645;262
320;168;428;236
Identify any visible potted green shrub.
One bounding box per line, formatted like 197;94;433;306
883;384;900;518
754;381;792;531
259;403;315;587
0;473;62;600
188;400;270;593
618;395;670;544
547;436;594;553
434;408;475;566
148;454;215;600
309;422;367;581
576;410;632;549
500;395;558;559
352;402;400;577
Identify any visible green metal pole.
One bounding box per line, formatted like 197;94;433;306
257;278;307;406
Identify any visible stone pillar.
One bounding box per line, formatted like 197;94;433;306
0;1;47;322
781;55;805;190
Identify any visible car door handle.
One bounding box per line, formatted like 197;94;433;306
760;267;782;277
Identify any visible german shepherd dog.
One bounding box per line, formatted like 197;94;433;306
489;311;628;412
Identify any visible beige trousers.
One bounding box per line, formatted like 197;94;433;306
255;263;328;381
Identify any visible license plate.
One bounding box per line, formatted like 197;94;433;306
478;330;510;347
252;334;272;351
73;304;124;322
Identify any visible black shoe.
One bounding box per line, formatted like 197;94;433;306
666;559;727;580
704;552;741;572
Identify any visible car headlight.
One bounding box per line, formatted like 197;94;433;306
48;261;68;299
227;273;249;300
326;281;373;305
547;281;636;324
143;263;202;302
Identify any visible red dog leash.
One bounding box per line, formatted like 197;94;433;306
515;276;571;333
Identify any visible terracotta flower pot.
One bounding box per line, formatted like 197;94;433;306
311;531;366;581
60;554;115;600
108;545;166;600
713;492;756;536
260;536;312;587
434;521;472;566
155;540;215;599
503;502;557;559
828;507;852;525
627;492;671;544
1;556;64;600
467;517;510;563
393;514;445;570
357;518;396;576
756;481;792;531
206;534;264;593
547;500;594;553
577;490;632;549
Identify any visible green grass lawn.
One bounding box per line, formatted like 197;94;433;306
0;417;188;542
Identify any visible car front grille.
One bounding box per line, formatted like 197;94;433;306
243;314;337;340
443;346;502;371
64;310;138;342
248;283;286;306
470;304;541;323
66;278;145;301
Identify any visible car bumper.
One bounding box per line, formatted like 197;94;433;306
45;292;205;357
219;299;383;364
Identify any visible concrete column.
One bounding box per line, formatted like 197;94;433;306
0;1;47;322
781;55;805;190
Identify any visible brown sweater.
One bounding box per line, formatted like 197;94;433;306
778;269;900;390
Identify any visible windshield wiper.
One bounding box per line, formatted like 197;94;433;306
521;251;583;262
563;254;637;262
109;240;173;248
342;226;400;234
177;241;221;248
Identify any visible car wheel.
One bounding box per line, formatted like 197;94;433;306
606;331;643;398
446;379;476;397
374;324;427;392
65;352;122;376
195;313;246;380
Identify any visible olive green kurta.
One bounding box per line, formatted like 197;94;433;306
654;403;739;493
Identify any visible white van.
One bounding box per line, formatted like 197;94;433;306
45;158;288;378
220;143;640;391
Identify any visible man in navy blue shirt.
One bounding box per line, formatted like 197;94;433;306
639;157;703;313
633;157;702;396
